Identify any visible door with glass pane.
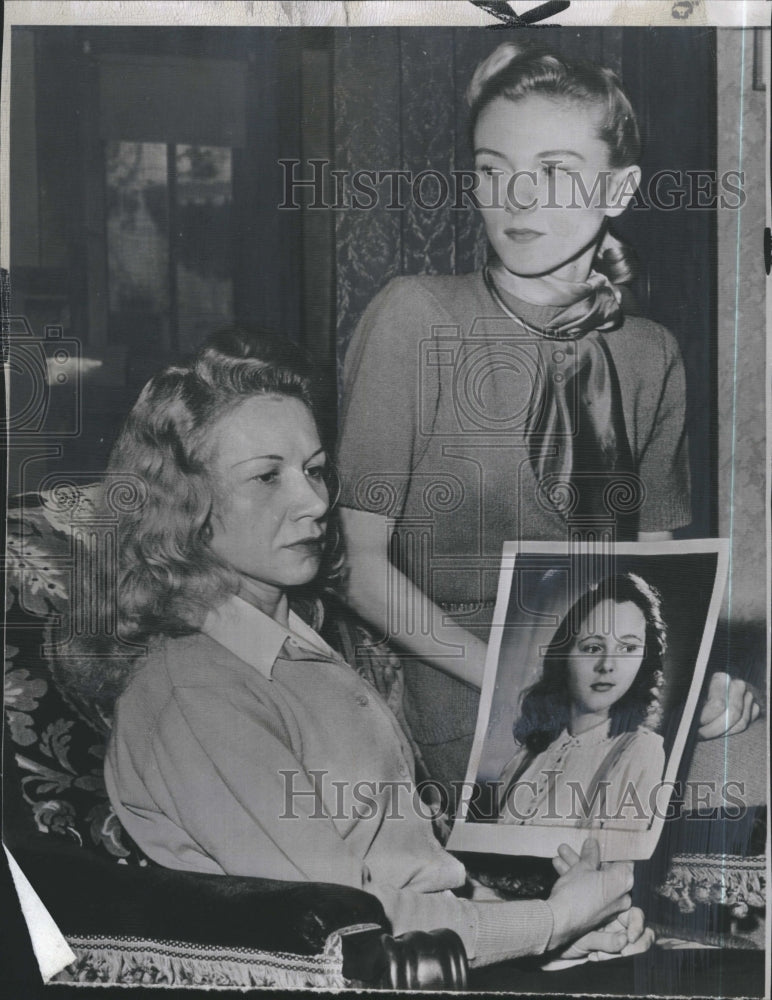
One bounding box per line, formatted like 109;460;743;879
105;140;234;354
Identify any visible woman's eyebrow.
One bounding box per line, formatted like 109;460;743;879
474;146;586;162
233;447;325;469
474;146;508;159
578;631;644;646
232;453;283;467
538;149;586;161
304;447;327;463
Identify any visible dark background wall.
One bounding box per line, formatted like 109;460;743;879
9;27;335;491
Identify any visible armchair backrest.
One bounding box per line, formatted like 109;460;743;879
4;481;148;865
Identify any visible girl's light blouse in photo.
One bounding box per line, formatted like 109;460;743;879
104;595;555;966
497;723;666;831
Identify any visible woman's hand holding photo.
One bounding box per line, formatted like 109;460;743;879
546;840;653;964
545;839;634;955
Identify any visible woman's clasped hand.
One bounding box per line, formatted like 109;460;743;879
547;841;653;961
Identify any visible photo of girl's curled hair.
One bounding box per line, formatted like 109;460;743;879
498;573;668;830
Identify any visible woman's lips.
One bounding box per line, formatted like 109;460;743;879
504;227;544;243
591;682;615;692
285;536;325;553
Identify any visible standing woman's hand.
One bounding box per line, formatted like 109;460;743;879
697;672;761;740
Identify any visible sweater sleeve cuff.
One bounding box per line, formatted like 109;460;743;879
469;899;554;967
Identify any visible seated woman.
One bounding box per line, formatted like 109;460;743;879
95;333;649;968
499;574;666;830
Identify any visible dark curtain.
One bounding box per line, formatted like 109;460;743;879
333;27;716;538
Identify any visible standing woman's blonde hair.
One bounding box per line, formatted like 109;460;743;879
467;41;641;285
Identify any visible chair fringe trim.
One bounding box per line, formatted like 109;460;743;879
657;853;767;917
53;933;346;989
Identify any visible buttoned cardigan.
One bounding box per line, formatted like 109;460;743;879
105;596;555;965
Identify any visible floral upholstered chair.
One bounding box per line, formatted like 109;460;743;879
3;479;467;989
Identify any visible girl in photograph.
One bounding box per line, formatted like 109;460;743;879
498;573;667;830
336;41;754;798
91;334;650;967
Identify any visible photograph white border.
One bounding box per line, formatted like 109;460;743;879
447;539;729;861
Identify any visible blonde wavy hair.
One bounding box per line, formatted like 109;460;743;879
108;330;339;644
52;331;340;715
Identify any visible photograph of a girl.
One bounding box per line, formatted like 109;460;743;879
448;543;728;860
97;333;651;968
498;573;668;830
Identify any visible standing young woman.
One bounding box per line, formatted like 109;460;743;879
336;42;756;798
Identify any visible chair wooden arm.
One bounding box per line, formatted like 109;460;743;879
340;924;468;990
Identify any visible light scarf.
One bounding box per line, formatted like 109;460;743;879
485;265;635;526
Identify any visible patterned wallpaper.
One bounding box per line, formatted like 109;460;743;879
716;30;767;622
333;28;489;370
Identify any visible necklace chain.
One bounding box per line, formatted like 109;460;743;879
483;266;582;343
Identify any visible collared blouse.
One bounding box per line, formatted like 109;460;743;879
105;595;555;965
498;722;666;830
